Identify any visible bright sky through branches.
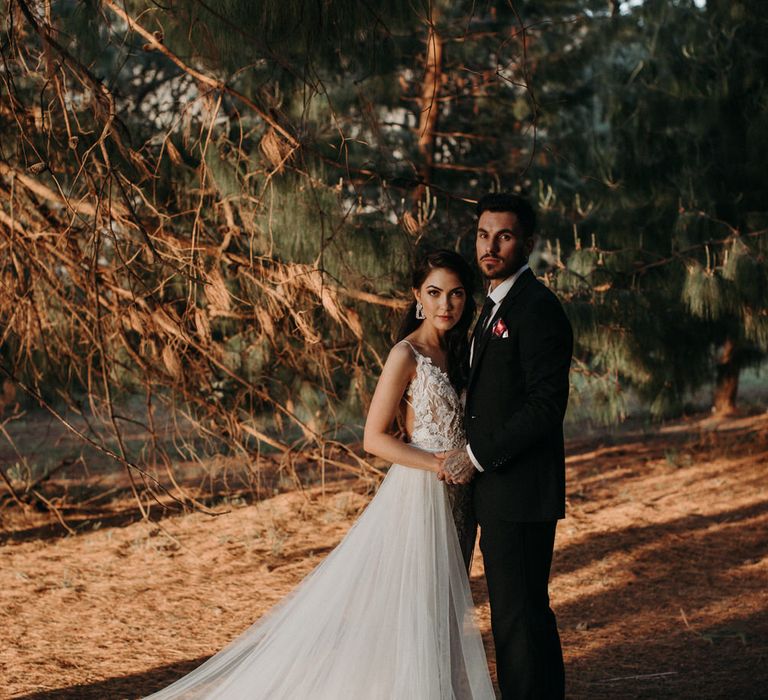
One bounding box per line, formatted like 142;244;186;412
621;0;706;11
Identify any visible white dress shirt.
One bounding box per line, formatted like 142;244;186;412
466;264;529;471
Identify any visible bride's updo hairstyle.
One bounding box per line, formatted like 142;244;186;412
397;249;476;392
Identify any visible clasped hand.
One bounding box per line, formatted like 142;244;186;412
434;448;476;485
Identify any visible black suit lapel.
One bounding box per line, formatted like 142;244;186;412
468;268;535;390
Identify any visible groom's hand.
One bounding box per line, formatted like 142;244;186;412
436;449;477;485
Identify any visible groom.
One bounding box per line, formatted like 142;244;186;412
439;192;573;699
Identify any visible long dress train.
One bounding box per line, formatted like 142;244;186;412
142;340;494;699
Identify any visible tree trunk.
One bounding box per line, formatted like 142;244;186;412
713;337;740;415
416;24;443;189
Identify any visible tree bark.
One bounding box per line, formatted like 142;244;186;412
416;24;443;189
713;337;740;415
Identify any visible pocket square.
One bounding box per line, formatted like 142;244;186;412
491;318;509;338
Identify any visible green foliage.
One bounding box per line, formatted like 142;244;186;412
534;0;768;416
682;264;727;321
3;0;766;479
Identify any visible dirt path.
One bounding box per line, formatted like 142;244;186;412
1;413;766;699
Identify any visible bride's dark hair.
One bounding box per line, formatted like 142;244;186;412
396;249;476;392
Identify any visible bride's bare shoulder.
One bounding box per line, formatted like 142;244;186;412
380;340;418;380
388;339;417;364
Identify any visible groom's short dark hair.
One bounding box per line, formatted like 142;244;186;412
476;192;536;238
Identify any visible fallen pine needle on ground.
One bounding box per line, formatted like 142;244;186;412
1;412;766;699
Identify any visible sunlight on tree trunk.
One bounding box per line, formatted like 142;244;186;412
416;20;443;191
713;337;740;416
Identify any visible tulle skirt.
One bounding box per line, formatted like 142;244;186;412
142;461;494;699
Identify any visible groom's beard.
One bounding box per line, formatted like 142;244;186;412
479;255;528;281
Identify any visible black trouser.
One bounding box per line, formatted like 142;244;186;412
479;519;564;700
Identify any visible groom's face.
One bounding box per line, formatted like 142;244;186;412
476;210;533;281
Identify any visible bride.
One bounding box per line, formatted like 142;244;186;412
142;250;495;699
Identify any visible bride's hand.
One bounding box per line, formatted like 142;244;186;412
433;452;446;477
435;449;476;484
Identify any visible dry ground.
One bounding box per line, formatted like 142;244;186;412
1;412;766;699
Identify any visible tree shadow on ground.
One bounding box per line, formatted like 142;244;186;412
553;500;768;621
1;471;363;545
555;498;768;577
469;498;767;606
565;432;766;501
0;506;153;546
557;501;767;698
566;607;768;700
12;656;211;700
468;498;767;698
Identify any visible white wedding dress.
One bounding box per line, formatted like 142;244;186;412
143;340;495;699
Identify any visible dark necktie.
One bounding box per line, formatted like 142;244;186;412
472;296;495;344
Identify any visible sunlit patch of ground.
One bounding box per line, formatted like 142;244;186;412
1;413;766;699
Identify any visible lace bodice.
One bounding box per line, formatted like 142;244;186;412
402;341;466;452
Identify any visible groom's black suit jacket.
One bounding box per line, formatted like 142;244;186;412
466;268;573;523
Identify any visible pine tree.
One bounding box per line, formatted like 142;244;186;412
0;0;547;504
4;0;765;516
531;0;768;416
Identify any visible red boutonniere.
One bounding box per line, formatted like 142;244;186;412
492;318;509;338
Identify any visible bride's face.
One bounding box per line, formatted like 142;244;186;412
414;268;467;332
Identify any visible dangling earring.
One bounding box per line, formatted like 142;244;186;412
415;301;425;320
